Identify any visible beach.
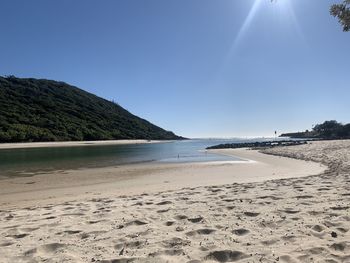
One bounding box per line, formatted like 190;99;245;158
0;140;164;150
0;140;349;262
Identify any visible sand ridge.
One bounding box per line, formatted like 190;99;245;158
0;140;349;262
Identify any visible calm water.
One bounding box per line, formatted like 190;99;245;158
0;138;279;178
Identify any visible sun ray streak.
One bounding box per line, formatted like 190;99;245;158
213;0;263;81
228;0;263;57
286;1;306;44
213;0;306;85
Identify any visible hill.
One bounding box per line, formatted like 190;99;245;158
0;76;183;142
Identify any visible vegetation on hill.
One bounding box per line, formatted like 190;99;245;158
281;120;350;140
206;140;307;150
0;76;183;142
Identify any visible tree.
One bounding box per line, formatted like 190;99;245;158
313;120;343;139
330;0;350;31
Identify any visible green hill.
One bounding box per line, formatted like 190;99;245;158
0;76;183;142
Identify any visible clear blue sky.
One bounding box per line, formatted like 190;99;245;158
1;0;349;138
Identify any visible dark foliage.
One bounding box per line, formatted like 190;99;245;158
330;0;350;31
206;140;307;150
0;76;183;142
281;120;350;140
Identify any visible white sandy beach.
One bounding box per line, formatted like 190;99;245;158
0;140;165;150
0;140;349;262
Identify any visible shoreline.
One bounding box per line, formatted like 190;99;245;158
0;139;172;150
0;148;325;209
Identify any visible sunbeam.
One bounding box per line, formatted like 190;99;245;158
218;0;305;73
228;0;264;57
213;0;264;80
283;0;305;43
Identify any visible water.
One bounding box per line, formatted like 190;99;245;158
0;138;282;178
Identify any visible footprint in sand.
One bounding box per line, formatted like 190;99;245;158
318;187;331;191
149;248;184;257
63;206;75;210
114;240;146;250
258;195;283;200
282;209;300;214
156;201;172;205
24;243;66;256
126;220;148;226
186;228;216;236
96;257;139;263
232;228;249;236
295;195;314;199
162;237;191;248
330;242;348;252
87;219;107;225
61;212;85;217
330;206;350;211
209;188;223;193
261;239;279;245
7;233;28;239
187;216;204;223
63;230;82;235
336;227;349;233
165;221;175;226
312;224;325;232
243;212;260;217
281;235;297;243
80;233;89;239
20;227;39;232
117;220;148;229
280;255;299;263
305;246;327;255
174;215;188;220
157;208;170;213
205;250;249;262
222;198;236;203
0;241;14;247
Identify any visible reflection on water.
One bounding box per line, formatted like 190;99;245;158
0;138;278;178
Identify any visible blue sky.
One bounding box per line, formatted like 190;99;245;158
1;0;349;138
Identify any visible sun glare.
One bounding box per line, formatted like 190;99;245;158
230;0;263;54
226;0;303;58
213;0;304;81
272;0;305;42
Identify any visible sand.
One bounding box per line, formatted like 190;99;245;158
0;140;165;150
0;149;324;208
0;140;349;263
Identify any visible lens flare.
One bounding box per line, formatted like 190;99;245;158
229;0;263;57
213;0;304;81
225;0;304;60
